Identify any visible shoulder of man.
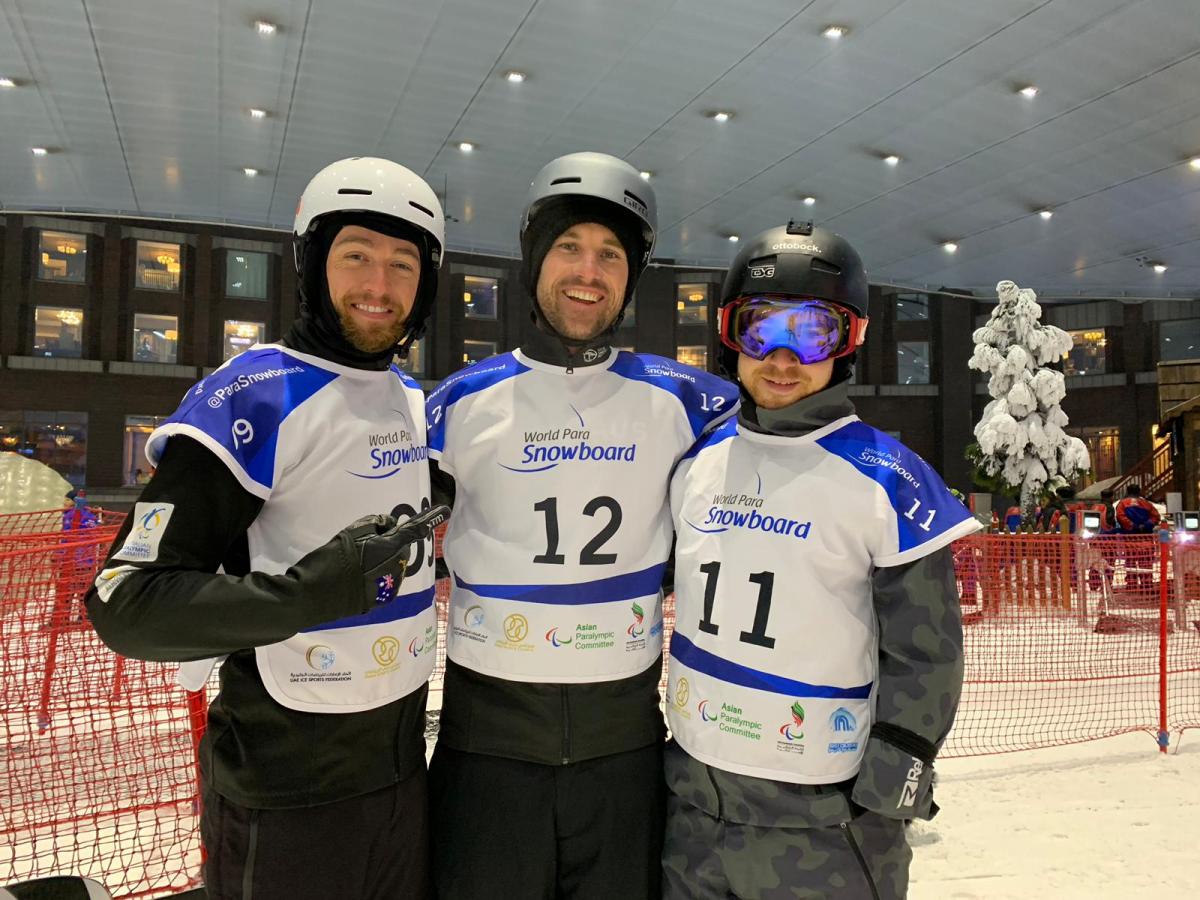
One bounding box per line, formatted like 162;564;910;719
147;346;339;498
608;352;739;437
813;419;981;560
426;352;528;450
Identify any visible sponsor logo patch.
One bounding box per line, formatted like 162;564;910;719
112;502;175;562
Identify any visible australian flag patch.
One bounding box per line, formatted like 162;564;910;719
375;573;397;605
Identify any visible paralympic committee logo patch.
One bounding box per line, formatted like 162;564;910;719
627;602;645;638
698;699;718;723
112;502;175;563
545;627;573;648
774;702;806;755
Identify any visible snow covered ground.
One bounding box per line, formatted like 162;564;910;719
910;731;1200;898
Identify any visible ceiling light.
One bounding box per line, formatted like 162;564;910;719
254;20;277;36
31;147;48;157
803;196;816;206
883;154;900;166
709;111;732;123
942;242;958;253
503;70;526;83
727;234;739;243
458;141;475;153
639;171;652;181
249;108;268;119
1039;209;1054;220
1189;157;1200;170
1153;264;1167;274
822;25;847;39
0;77;16;88
1019;85;1039;99
243;167;259;176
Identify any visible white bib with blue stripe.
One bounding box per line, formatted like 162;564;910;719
427;349;738;683
147;345;437;713
667;415;980;783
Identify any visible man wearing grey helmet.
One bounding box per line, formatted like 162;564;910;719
425;152;738;898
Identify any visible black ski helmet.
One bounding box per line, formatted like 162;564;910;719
717;221;868;381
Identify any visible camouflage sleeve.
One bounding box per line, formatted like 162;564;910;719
850;544;963;820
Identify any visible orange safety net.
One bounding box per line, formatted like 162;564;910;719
4;522;1199;897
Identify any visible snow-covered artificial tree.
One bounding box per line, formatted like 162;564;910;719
968;280;1091;526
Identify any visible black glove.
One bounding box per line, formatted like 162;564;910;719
340;504;450;613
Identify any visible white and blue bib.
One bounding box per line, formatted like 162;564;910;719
428;349;738;683
147;345;437;713
667;415;980;783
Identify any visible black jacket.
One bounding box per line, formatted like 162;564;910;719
85;331;429;809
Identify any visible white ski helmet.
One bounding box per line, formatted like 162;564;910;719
293;157;445;352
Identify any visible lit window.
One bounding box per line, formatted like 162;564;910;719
676;345;708;370
38;231;87;283
396;339;424;377
136;241;182;291
1065;426;1121;486
0;411;89;487
463;276;499;319
123;415;168;485
462;340;496;368
226;251;268;299
133;313;179;364
1062;329;1107;376
1158;319;1200;363
223;320;264;361
677;284;708;326
897;341;930;384
895;294;929;321
33;307;85;358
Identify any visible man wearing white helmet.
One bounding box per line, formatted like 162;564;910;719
86;158;448;899
425;152;739;899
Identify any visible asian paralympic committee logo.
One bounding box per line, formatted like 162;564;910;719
779;702;805;741
698;699;718;723
545;627;573;647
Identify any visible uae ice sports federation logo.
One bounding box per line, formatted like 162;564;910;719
627;602;645;638
372;636;401;668
779;702;805;741
503;614;529;643
464;605;485;628
305;645;336;671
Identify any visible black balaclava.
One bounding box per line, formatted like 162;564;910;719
519;197;647;367
284;211;434;371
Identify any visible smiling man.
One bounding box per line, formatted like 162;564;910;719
662;223;980;899
425;152;738;899
86;158;447;899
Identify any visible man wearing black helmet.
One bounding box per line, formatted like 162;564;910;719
86;158;448;899
661;223;978;899
425;152;738;899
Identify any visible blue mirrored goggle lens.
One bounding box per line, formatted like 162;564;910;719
734;301;847;362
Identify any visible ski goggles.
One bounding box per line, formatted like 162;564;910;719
719;296;868;363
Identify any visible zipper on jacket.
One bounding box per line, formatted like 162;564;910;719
839;821;881;900
560;684;571;764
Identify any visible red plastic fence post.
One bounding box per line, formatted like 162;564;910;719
1158;529;1170;753
186;688;209;855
